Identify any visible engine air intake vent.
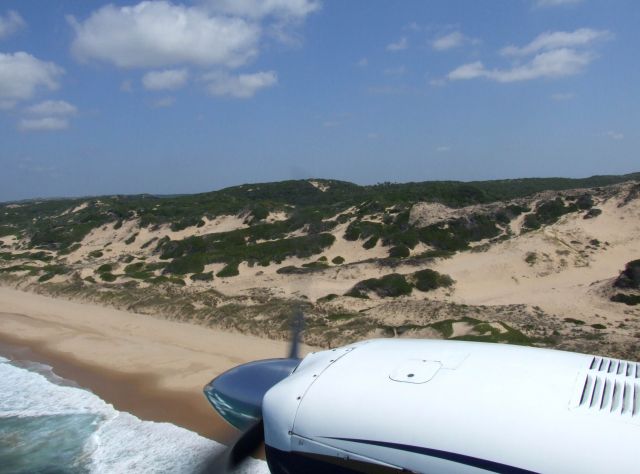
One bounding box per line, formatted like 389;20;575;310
589;357;640;378
577;374;639;416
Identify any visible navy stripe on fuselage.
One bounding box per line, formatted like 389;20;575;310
323;437;538;474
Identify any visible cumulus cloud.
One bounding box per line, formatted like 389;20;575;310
432;31;465;51
19;117;69;132
202;0;320;20
202;70;277;98
449;48;593;82
142;68;189;90
68;1;260;68
383;65;406;76
151;96;176;108
501;28;610;56
0;10;25;40
356;57;368;67
551;92;575;101
0;52;64;105
386;37;408;52
25;100;77;116
448;28;607;84
605;131;624;141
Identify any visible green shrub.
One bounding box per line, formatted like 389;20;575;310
412;269;454;292
217;262;239;278
346;273;412;298
97;263;113;273
190;272;214;281
525;252;537;266
124;233;138;245
100;272;117;282
591;323;606;330
564;317;586;325
388;245;410;258
88;250;103;258
583;208;602;219
610;293;640;306
164;255;205;275
363;236;378;249
332;256;345;264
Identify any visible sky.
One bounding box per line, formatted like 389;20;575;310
0;0;638;201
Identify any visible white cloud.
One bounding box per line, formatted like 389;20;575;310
68;1;260;69
19;117;69;132
535;0;583;7
0;52;64;104
605;131;624;141
432;31;465;51
0;10;26;39
322;120;339;128
436;146;451;152
551;92;575;101
386;37;408;52
203;70;277;98
202;0;320;20
449;48;594;83
367;132;379;140
383;65;406;76
25;100;77;116
142;68;189;90
356;57;368;67
151;96;176;108
501;29;610;56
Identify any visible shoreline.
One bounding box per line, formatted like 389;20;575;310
0;333;236;443
0;286;308;446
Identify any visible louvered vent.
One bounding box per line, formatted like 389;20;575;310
573;357;640;419
589;356;640;377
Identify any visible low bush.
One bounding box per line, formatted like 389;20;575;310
610;293;640;306
412;269;454;292
100;272;117;282
332;256;345;264
388;245;410;258
190;272;214;282
217;262;239;278
346;273;413;298
97;263;113;273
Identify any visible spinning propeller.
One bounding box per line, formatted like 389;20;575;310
200;309;305;473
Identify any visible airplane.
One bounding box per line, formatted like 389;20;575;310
201;313;640;473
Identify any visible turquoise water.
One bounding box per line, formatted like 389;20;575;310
0;356;269;474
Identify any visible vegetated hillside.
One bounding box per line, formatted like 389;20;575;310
1;174;640;359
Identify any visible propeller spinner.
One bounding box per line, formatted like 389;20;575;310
200;309;304;472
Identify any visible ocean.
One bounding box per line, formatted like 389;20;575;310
0;355;269;474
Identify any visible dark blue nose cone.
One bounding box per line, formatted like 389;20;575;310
204;358;300;430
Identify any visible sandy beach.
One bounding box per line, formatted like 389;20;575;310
0;286;307;444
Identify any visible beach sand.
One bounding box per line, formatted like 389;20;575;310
0;286;309;444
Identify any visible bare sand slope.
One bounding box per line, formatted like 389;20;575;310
433;196;640;324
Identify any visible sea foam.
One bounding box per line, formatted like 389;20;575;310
0;357;269;473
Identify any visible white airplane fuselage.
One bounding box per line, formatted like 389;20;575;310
262;339;640;473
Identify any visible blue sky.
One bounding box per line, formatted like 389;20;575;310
0;0;637;201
